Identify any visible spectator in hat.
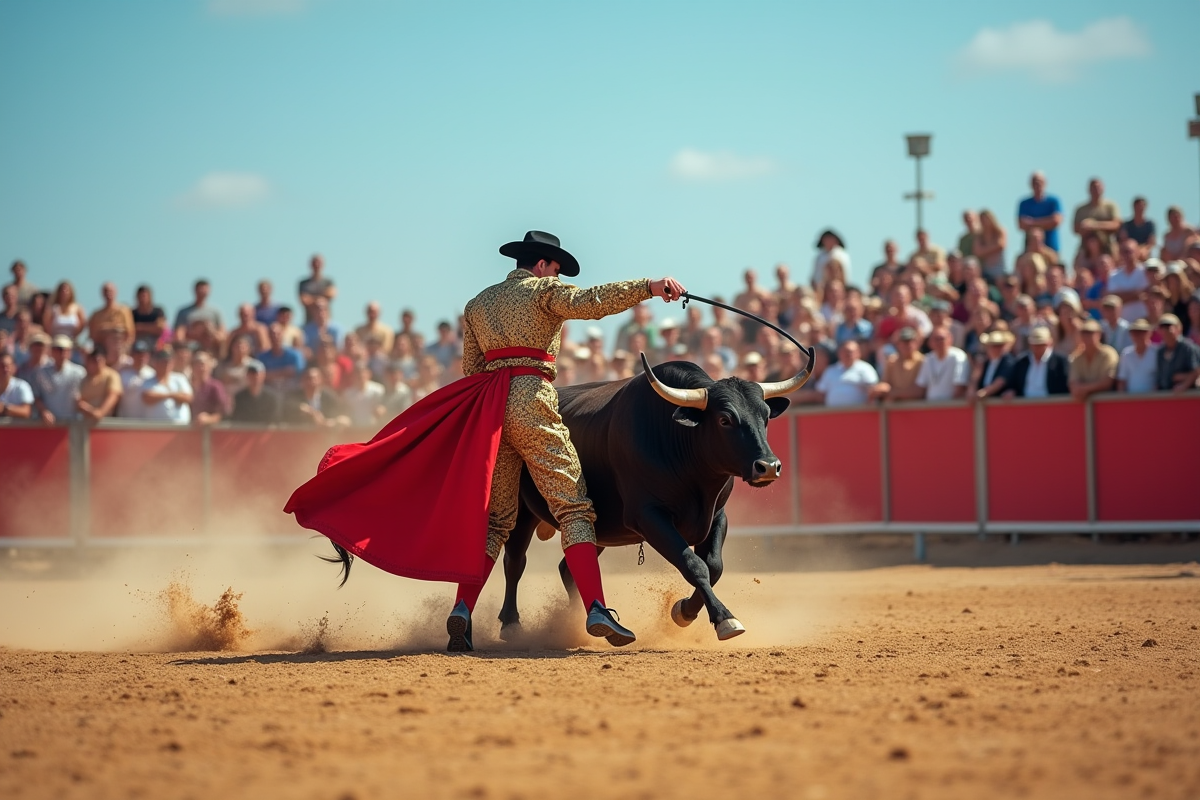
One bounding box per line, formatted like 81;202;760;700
1099;295;1132;354
1068;320;1118;401
811;229;850;295
1108;239;1149;322
118;340;155;418
131;285;167;347
16;331;50;382
140;346;193;424
1007;327;1069;398
285;367;348;427
739;351;767;383
814;340;878;406
876;327;925;402
657;317;682;362
1018;171;1064;252
75;347;122;423
973;330;1017;401
1155;314;1200;393
31;335;86;424
1116;319;1158;394
915;325;969;401
0;352;34;419
1120;197;1157;260
87;282;135;346
190;352;230;426
298;253;337;325
230;362;282;424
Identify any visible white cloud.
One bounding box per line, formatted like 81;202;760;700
668;148;776;182
207;0;309;17
956;17;1151;83
177;172;271;209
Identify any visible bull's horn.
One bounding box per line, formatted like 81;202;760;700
757;345;816;399
640;352;708;410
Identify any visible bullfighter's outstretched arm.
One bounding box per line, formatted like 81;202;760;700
536;278;653;321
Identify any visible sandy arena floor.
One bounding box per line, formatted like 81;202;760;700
1;562;1198;800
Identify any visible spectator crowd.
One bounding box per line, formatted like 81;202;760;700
2;172;1199;429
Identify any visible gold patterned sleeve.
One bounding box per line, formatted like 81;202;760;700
537;278;653;321
461;316;485;377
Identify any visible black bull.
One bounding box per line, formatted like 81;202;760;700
497;353;812;641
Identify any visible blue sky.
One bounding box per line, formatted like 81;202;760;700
1;0;1198;340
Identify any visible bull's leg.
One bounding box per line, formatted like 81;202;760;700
676;510;727;625
635;506;740;639
498;505;538;637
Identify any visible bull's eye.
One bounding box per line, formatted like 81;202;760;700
718;414;733;427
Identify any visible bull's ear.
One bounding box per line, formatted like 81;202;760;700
766;397;790;419
672;406;702;427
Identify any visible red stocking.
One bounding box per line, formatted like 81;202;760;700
454;556;496;612
563;543;606;611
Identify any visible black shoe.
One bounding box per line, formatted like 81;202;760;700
446;600;473;652
585;600;636;647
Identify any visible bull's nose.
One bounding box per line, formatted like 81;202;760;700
752;458;782;481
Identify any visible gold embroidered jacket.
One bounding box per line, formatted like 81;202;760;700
462;268;652;380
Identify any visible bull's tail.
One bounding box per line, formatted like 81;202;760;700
317;541;354;587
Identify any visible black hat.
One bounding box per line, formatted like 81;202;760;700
499;231;580;278
815;229;845;249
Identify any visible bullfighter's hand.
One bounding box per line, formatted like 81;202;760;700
650;277;686;303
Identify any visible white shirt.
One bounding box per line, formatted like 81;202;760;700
812;246;851;286
1117;344;1159;394
1106;267;1149;322
915;347;969;400
816;360;878;407
118;364;154;419
1024;349;1053;398
0;377;34;408
33;361;86;421
343;381;384;427
139;372;192;423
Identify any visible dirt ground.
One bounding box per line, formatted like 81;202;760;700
1;561;1198;800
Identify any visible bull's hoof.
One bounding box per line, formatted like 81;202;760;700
714;618;746;641
670;599;697;628
498;621;522;643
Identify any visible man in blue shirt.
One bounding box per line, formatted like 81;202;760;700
258;322;307;391
301;298;343;354
1017;171;1064;253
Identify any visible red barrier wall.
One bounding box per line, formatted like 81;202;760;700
1094;398;1200;521
724;414;795;528
985;403;1088;522
797;411;882;525
210;428;340;535
888;406;977;523
89;428;204;537
0;427;70;539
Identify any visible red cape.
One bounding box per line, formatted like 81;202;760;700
283;368;538;584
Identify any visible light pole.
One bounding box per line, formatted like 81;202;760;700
904;134;934;235
1190;94;1200;218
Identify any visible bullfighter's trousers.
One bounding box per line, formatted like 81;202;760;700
485;374;596;561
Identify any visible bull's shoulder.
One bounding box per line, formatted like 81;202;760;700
556;377;632;419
